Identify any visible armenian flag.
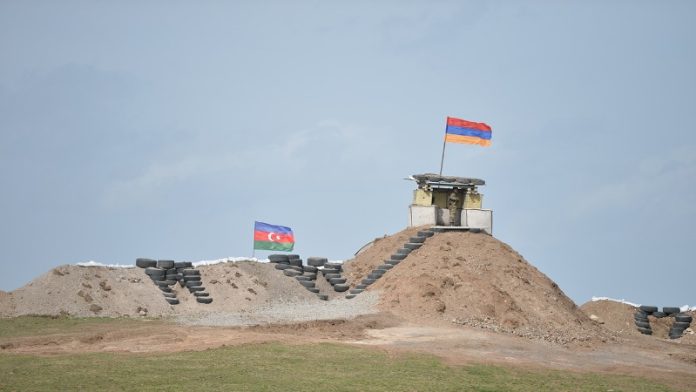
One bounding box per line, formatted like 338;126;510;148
445;116;492;147
253;221;295;251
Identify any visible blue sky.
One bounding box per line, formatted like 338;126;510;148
1;1;694;306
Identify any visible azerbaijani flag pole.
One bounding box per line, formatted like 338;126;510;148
439;116;492;175
252;221;295;258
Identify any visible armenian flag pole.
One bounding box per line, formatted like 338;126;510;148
439;116;492;175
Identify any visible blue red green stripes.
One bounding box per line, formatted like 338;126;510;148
253;221;295;251
445;117;492;147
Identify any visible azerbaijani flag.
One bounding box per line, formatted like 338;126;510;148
445;116;492;147
253;221;295;251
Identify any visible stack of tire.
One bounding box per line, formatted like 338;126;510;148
138;258;180;305
181;268;213;304
270;254;325;299
634;306;654;335
321;262;348;298
667;308;692;339
347;229;435;299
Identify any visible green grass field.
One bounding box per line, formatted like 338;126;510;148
0;317;680;391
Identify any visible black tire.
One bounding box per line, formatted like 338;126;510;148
165;297;179;305
136;258;157;268
634;320;651;329
157;260;175;269
663;307;681;315
362;278;375;285
652;311;666;318
287;254;300;260
673;321;691;329
284;270;301;277
675;314;693;323
185;281;202;287
371;269;386;276
295;276;310;281
289;259;303;267
307;257;327;267
417;231;435;238
356;284;367;290
144;267;165;276
162;292;176;298
431;227;446;232
396;248;411;255
275;263;290;270
637;326;652;335
334;284;349;292
404;243;422;250
288;265;303;272
193;292;209;297
669;334;682;340
307;287;320;293
634;315;649;323
377;264;393;270
269;254;290;263
197;297;213;304
303;265;318;273
189;286;205;292
159;287;172;293
386;260;401;266
183;275;202;281
173;261;188;269
367;273;382;280
391;254;407;261
639;305;658;314
299;281;315;288
161;280;177;286
350;288;364;294
182;269;200;276
324;273;341;280
345;294;356;299
329;278;347;285
304;273;317;280
409;236;426;243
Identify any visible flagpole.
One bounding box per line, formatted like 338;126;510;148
251;221;256;259
439;119;448;175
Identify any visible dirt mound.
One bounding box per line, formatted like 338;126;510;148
581;300;696;343
0;261;329;318
344;230;604;344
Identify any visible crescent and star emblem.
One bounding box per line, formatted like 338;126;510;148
267;233;281;242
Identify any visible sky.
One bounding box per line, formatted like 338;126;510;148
1;1;694;307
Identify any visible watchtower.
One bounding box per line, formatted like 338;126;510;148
407;173;493;233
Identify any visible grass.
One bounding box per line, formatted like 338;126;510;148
0;342;680;392
0;315;159;339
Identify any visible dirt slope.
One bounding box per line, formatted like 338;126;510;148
344;230;604;344
0;261;320;318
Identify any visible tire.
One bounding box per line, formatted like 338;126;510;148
391;254;407;261
324;273;341;280
189;286;205;292
350;288;364;294
295;276;310;281
371;269;386;276
634;320;650;329
396;248;411;255
368;273;383;280
637;327;652;335
404;243;422;250
275;263;290;270
305;273;317;280
303;265;318;273
162;292;176;298
287;254;300;260
431;227;446;232
288;265;303;272
673;321;691;329
161;280;177;286
362;278;375;285
409;236;426;243
136;258;157;268
284;269;301;277
334;284;349;292
173;261;188;269
663;307;681;315
144;267;165;276
299;281;315;288
386;260;401;266
634;315;648;323
652;311;666;318
182;269;200;276
669;334;682;340
157;260;175;269
159;287;172;293
165;297;180;305
197;297;213;304
377;264;393;270
185;281;202;287
355;284;367;290
307;287;320;293
317;294;328;301
184;275;202;282
307;257;327;267
329;278;347;285
675;314;693;323
269;254;290;263
639;305;658;314
417;231;435;238
193;292;209;297
345;294;356;299
289;259;303;267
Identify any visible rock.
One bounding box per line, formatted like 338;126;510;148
685;328;694;335
589;314;604;324
89;304;103;313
